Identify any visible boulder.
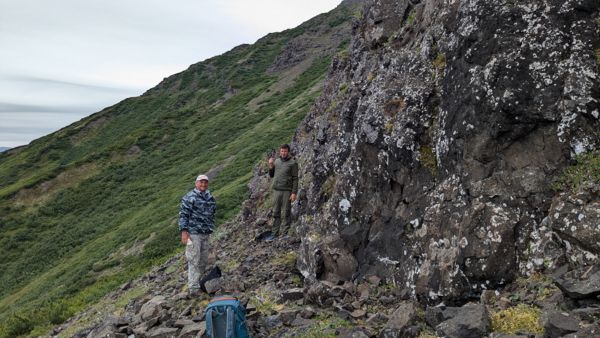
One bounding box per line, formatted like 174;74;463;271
85;322;116;338
179;322;206;338
279;309;301;325
336;327;370;337
351;309;367;319
204;277;223;294
425;305;459;327
366;312;388;326
436;303;490;338
146;326;179;338
549;187;600;255
387;302;418;329
562;323;600;338
280;288;304;302
291;316;313;327
553;265;600;300
379;326;420;338
300;306;316;319
542;312;580;338
173;319;195;328
132;316;160;336
262;314;283;330
140;296;167;321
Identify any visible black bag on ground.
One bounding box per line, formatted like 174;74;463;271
200;265;222;293
254;230;273;242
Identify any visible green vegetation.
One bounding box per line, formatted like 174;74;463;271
417;330;439;338
320;175;337;199
433;53;446;70
405;8;416;26
514;273;558;301
419;146;438;177
296;313;352;337
385;122;395;134
552;152;600;192
0;5;353;336
250;288;284;316
491;304;543;335
55;285;148;338
271;251;297;268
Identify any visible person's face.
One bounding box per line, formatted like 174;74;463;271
195;179;209;191
279;147;289;158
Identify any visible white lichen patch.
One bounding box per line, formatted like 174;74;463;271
339;198;351;213
378;256;400;265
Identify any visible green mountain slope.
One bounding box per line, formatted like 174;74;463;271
0;4;357;336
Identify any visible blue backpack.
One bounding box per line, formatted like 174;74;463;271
205;296;250;338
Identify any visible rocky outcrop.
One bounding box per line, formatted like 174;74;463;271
292;0;600;304
554;264;600;300
527;183;600;271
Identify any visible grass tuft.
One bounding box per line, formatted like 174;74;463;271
250;288;284;315
271;251;297;268
433;53;446;70
419;146;438;177
298;313;352;337
491;304;543;335
552;152;600;192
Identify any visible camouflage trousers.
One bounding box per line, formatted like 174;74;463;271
185;233;210;292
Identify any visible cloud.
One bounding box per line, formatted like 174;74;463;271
0;126;52;134
0;102;92;114
0;111;88;147
3;75;138;94
215;0;342;34
0;0;343;147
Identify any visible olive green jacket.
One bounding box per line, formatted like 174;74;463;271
269;156;299;193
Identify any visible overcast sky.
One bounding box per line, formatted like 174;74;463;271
0;0;342;148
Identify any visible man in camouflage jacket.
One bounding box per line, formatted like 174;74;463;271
179;174;216;295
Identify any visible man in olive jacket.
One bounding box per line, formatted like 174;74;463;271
268;144;299;237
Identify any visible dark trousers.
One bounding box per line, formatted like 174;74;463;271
272;190;291;235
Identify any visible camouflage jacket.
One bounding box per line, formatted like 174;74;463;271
178;188;216;234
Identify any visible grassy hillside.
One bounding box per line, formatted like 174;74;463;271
0;4;356;336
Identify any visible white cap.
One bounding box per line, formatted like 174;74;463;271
196;174;209;182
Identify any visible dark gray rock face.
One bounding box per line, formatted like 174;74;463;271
554;265;600;300
542;311;580;338
435;303;491;338
146;326;179;338
425;305;460;327
562;323;600;338
179;322;205;337
528;185;600;272
385;301;418;330
293;0;600;303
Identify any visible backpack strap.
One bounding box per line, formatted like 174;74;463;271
205;307;215;338
226;306;235;338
